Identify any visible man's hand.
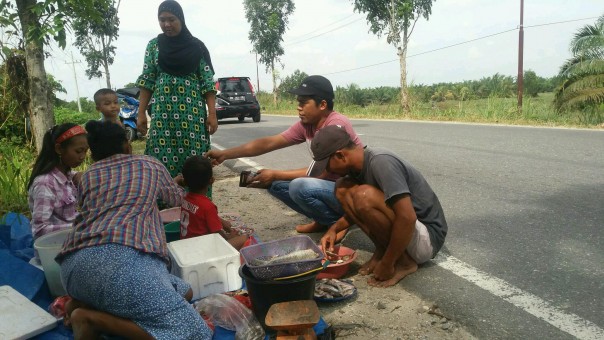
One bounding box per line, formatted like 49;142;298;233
173;174;185;187
72;172;83;186
245;169;275;188
137;114;148;137
205;149;226;165
220;217;233;234
320;226;338;255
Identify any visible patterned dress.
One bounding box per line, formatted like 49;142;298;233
137;38;215;178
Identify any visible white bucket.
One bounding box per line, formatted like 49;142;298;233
33;229;70;297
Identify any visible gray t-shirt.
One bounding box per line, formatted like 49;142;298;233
351;147;448;256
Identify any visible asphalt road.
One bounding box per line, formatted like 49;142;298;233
211;115;604;339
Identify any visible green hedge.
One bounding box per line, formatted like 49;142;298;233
54;106;99;125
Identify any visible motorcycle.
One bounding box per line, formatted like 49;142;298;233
116;88;141;142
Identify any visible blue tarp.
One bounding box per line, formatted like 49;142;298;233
0;212;72;339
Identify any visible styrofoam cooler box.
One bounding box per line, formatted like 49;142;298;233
0;285;58;339
167;233;242;300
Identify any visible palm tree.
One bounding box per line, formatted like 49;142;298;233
554;15;604;111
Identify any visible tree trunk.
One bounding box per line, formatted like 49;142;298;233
399;28;410;113
101;38;112;89
103;61;111;89
398;47;409;113
16;0;54;152
271;61;277;105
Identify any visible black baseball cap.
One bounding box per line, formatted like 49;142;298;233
307;125;352;177
289;75;334;100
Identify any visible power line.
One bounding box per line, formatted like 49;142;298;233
525;16;598;28
285;18;362;46
219;15;362;61
409;28;517;59
324;28;517;75
287;13;357;40
218;18;363;61
324;15;598;76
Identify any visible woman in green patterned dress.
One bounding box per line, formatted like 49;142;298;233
136;0;217;178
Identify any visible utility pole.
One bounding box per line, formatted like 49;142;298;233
255;52;260;92
66;51;82;112
517;0;524;114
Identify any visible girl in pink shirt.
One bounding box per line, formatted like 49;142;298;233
28;123;88;239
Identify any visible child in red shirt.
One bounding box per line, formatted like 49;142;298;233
180;155;248;250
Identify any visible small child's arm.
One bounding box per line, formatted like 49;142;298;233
220;217;233;234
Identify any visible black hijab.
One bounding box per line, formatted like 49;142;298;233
157;0;214;77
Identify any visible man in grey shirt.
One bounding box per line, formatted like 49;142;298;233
314;125;448;287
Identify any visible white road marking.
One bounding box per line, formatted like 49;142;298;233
209;142;604;339
215;177;238;183
435;255;604;340
209;143;264;170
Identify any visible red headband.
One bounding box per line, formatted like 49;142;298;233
55;126;86;144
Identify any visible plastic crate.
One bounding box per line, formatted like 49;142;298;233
168;234;242;300
240;235;323;280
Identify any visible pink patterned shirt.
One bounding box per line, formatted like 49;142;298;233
28;168;78;239
280;111;361;146
281;111;363;180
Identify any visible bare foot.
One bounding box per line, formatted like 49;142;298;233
70;308;99;339
358;253;381;276
64;298;89;328
295;221;326;233
367;255;418;288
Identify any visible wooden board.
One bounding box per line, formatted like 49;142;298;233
265;300;319;331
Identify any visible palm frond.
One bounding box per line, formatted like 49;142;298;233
555;73;604;110
561;59;604;78
557;88;604;110
555;14;604;110
570;14;604;56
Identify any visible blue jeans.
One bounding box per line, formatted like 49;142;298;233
268;178;344;226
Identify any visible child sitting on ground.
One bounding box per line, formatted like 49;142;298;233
180;155;249;250
94;88;122;126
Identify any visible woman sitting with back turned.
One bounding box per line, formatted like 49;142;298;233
57;121;211;339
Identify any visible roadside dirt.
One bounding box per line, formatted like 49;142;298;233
211;164;475;340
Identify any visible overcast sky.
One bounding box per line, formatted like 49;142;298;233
44;0;604;102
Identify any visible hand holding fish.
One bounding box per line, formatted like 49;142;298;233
320;226;337;255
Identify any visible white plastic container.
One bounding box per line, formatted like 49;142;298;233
168;233;242;300
33;229;70;297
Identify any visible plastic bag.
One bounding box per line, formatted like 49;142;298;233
195;294;265;340
49;295;72;319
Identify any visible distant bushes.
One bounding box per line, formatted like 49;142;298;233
54;106;98;125
268;70;563;108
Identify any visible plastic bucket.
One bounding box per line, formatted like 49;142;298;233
160;207;180;224
164;221;180;242
33;229;70;297
239;264;317;331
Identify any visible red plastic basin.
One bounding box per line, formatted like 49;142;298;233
317;245;357;279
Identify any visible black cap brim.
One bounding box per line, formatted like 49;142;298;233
306;159;329;177
288;87;316;96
